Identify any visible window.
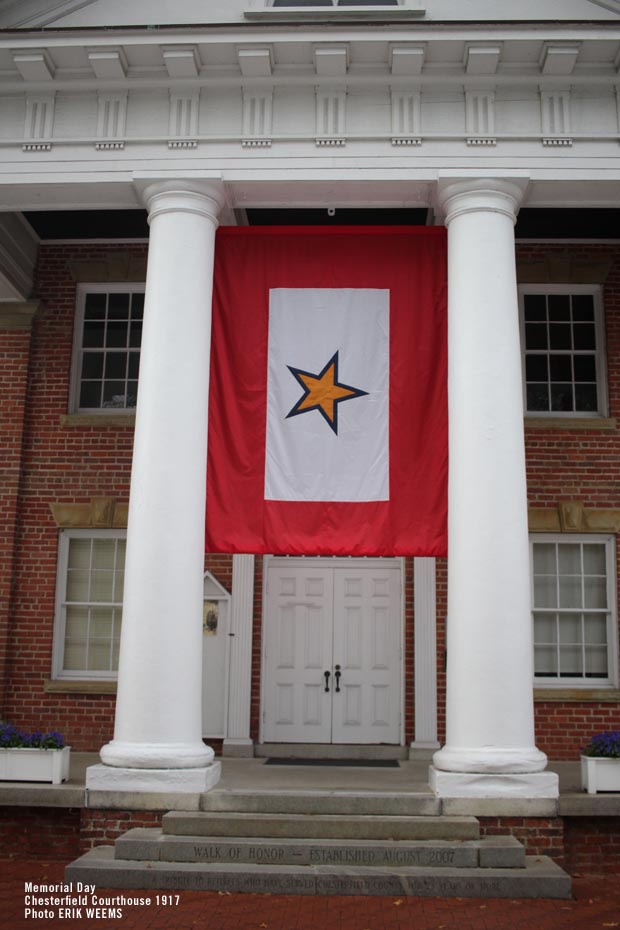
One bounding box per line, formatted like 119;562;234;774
520;285;606;416
531;535;617;687
71;284;144;413
53;530;125;679
271;1;398;6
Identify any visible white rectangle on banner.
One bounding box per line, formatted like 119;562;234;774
264;288;389;502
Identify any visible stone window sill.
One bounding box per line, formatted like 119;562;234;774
44;679;117;695
534;688;620;703
525;417;616;431
60;413;135;428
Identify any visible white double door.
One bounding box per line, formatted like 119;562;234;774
263;559;402;744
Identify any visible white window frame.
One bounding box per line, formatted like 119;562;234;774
52;528;126;680
530;533;618;689
70;283;145;414
245;0;423;18
519;283;608;418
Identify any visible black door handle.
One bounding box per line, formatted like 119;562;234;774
324;670;330;692
335;664;341;693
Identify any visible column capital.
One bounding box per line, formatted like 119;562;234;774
437;176;529;227
135;178;226;227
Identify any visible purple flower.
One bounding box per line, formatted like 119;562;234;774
582;731;620;759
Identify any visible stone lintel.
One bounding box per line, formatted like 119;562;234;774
0;301;39;330
517;254;612;284
529;502;620;534
49;498;128;528
69;256;147;283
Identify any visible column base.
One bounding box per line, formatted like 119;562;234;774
433;744;548;774
429;765;559;799
100;739;214;769
86;761;221;794
222;738;254;758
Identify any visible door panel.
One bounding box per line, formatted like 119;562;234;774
263;566;333;742
331;567;401;743
263;560;401;744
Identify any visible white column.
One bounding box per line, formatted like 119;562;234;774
223;554;255;757
410;557;439;755
431;177;557;798
90;180;225;792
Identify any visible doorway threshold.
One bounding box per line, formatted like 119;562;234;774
256;744;408;761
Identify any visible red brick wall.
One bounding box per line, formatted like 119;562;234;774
0;806;81;859
0;324;33;719
479;816;565;864
3;244;145;747
79;809;163;853
564;817;620;873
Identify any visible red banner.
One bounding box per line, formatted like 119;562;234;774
206;227;447;556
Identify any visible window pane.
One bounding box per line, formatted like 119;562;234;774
549;324;571;349
80;381;103;408
534;612;557;643
559;575;582;608
91;607;114;639
534;645;557;676
108;292;130;319
558;544;580;574
527;384;549;411
64;642;88;670
105;321;129;348
68;538;91;570
525;354;548;382
90;571;114;601
83;322;105;347
128;353;140;379
88;642;112;671
584;576;607;609
525;323;548;349
92;538;117;570
534;575;557;607
583;544;606;575
66;569;90;601
65;606;88;639
575;384;598;412
549;355;572;381
85;293;106;319
559;644;582;675
584;613;607;644
548;294;570;320
533;543;556;574
524;294;547;321
114;569;124;601
559;613;581;644
550;383;573;411
102;381;128;407
585;646;608;677
573;324;596;350
81;353;104;379
129;320;142;348
574;356;596;382
130;293;144;318
105;352;127;380
572;295;595;321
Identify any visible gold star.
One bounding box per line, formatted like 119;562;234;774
286;351;368;435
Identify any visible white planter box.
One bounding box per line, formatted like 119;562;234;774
0;746;71;785
581;755;620;795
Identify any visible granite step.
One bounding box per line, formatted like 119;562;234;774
66;845;572;899
200;788;440;816
116;828;526;869
162;811;481;841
